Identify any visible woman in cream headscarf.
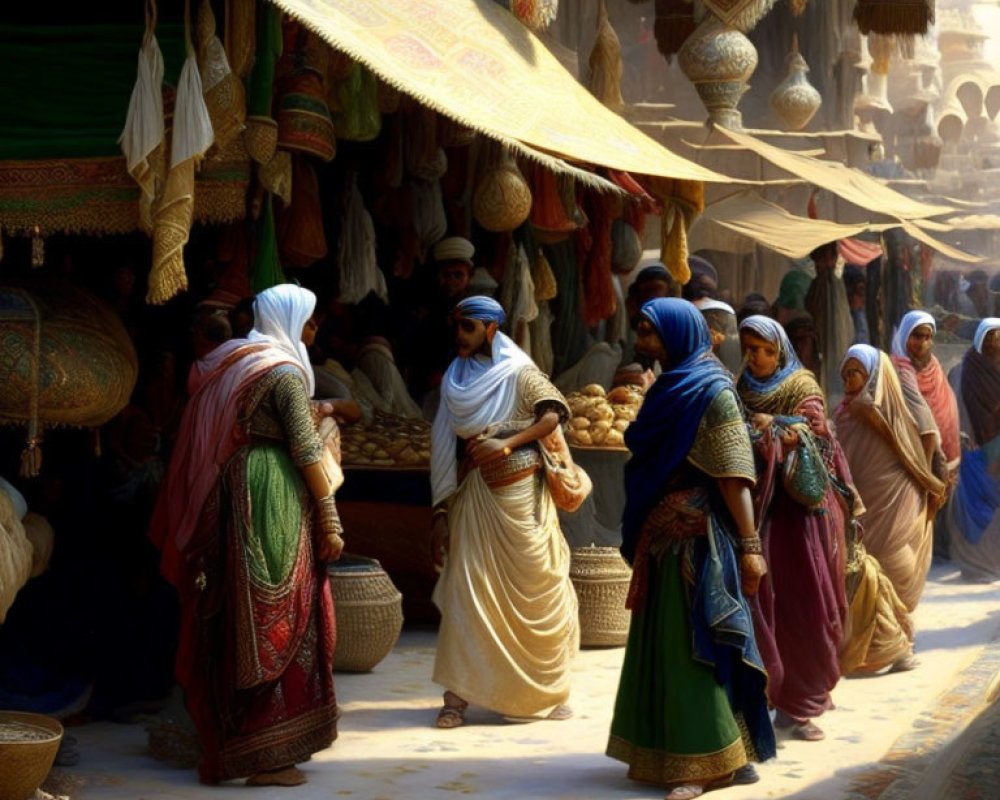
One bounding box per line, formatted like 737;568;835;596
834;344;945;666
151;284;342;786
835;346;918;675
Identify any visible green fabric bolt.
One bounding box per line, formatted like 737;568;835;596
247;0;282;117
251;194;287;293
0;25;186;160
246;443;304;585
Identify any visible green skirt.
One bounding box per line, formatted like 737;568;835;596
607;549;747;786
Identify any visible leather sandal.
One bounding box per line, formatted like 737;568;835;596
792;720;825;741
435;691;468;729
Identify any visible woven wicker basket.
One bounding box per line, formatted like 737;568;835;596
329;555;404;672
569;546;632;648
0;710;63;800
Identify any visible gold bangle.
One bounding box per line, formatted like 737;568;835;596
503;446;512;456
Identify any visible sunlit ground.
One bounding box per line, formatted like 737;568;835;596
43;561;1000;800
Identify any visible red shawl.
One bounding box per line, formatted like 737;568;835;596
891;354;961;465
149;339;301;588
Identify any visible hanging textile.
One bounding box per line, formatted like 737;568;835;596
251;194;286;293
197;0;245;151
331;62;382;142
277;157;327;268
578;189;617;327
120;1;166;234
490;0;558;31
339;173;388;304
854;0;933;36
147;0;215;305
588;0;625;113
653;0;695;63
245;0;282;165
500;243;539;351
225;0;256;79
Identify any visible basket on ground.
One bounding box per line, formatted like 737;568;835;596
569;546;632;647
328;554;404;672
0;710;63;800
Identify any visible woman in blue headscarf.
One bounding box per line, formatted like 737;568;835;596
737;315;854;742
607;298;774;800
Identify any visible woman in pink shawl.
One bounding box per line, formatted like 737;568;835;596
835;345;945;667
737;316;854;742
891;311;960;475
149;285;343;787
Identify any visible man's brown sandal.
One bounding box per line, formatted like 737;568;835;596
435;691;468;729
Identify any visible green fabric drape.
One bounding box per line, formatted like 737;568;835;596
0;25;186;161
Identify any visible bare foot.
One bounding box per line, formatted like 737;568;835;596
889;654;919;673
546;704;573;721
666;784;704;799
246;766;307;786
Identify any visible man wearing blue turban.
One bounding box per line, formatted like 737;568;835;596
429;296;583;728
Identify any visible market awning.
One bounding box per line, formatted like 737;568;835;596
711;128;956;221
267;0;729;183
689;192;983;263
689;192;881;259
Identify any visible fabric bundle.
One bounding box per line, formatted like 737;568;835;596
525;161;579;242
339;174;388;304
640;176;704;286
854;0;934;36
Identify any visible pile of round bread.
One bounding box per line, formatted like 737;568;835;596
565;384;643;448
340;412;432;467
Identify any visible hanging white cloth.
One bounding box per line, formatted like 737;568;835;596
339;174;389;304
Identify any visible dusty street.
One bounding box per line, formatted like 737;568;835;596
53;560;1000;800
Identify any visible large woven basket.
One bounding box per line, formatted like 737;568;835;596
328;555;404;672
0;710;63;800
569;546;632;648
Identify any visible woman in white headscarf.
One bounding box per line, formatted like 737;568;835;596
150;285;342;787
834;344;945;662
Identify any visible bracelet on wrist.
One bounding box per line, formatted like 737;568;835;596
740;536;763;555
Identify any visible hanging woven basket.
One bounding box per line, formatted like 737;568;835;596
473;152;532;233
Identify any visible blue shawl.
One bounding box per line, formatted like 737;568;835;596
621;298;733;563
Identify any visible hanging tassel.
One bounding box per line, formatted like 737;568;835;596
31;225;44;268
19;430;42;479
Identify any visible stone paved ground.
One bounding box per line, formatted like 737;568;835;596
47;561;1000;800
